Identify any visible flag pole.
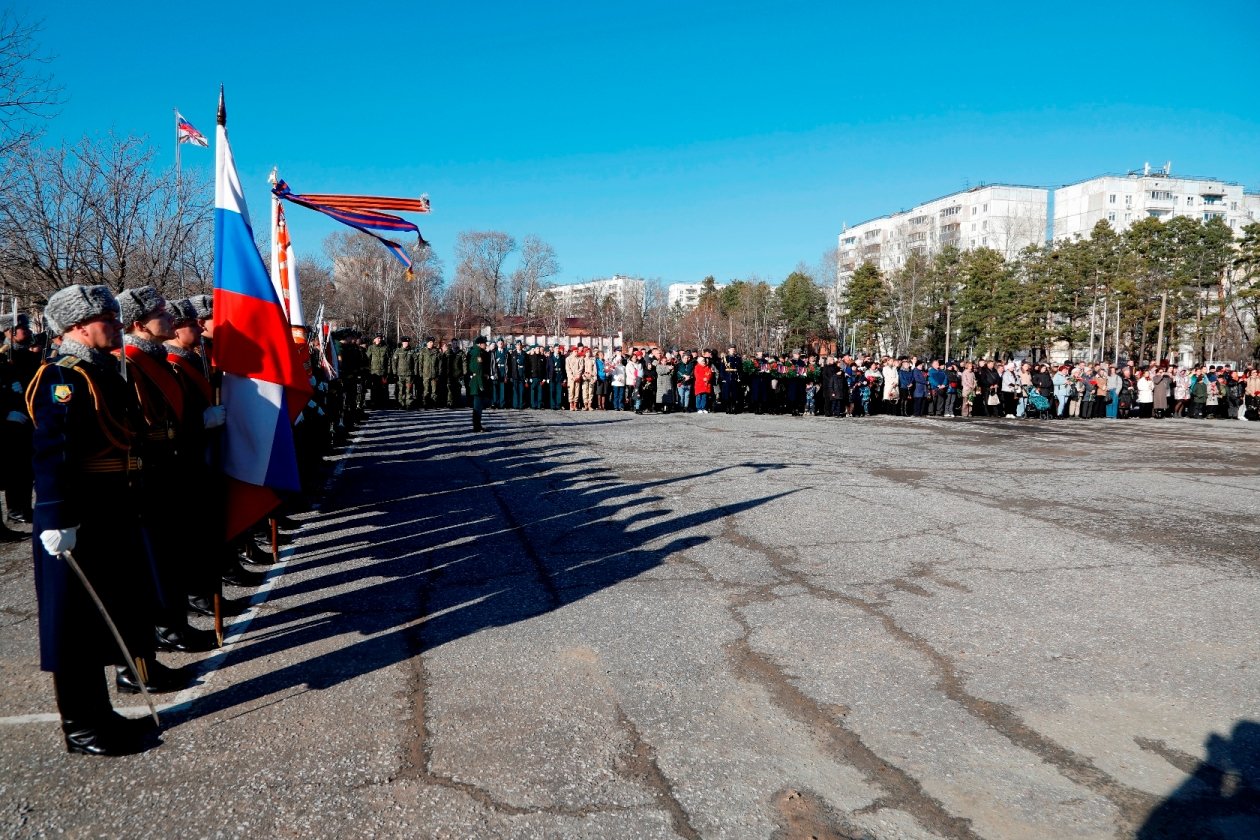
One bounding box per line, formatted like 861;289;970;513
174;108;181;187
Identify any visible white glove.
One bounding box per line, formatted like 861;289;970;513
40;527;78;555
5;411;28;425
202;405;227;429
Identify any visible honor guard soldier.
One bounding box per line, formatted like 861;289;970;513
164;299;245;617
116;287;217;657
28;285;175;755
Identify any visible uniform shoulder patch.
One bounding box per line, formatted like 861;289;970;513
55;356;80;368
52;383;73;403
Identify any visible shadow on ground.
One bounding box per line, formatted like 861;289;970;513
167;410;790;724
1137;720;1260;839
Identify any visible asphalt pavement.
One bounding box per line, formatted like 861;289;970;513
1;408;1257;839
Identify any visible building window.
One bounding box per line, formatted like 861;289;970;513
1109;194;1116;204
1150;190;1173;201
982;220;988;231
1125;213;1131;222
1186;196;1194;206
982;236;987;246
1107;211;1116;222
982;203;989;212
972;207;978;216
1125;195;1132;206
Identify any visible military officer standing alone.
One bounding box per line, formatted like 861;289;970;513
466;335;490;433
27;285;168;755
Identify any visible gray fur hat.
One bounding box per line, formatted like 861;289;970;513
116;286;166;329
189;294;213;320
44;285;120;335
167;298;199;323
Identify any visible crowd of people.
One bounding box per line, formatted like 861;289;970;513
330;336;1260;424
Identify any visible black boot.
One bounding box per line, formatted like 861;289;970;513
238;540;278;566
222;562;267;587
116;658;193;694
63;720;151;756
188;593;249;618
0;524;22;543
154;624;218;653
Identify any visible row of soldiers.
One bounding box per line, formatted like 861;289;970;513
7;284;305;756
335;334;464;410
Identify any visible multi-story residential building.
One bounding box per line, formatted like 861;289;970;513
1054;163;1254;241
543;275;645;315
668;280;727;310
835;184;1049;292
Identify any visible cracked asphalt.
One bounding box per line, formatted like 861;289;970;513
1;409;1258;839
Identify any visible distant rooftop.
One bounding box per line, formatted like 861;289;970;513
842;183;1047;231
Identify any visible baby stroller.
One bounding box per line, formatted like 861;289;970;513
1024;386;1052;419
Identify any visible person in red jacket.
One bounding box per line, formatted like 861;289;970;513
694;355;714;414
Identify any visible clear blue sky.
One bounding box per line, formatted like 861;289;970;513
35;0;1260;287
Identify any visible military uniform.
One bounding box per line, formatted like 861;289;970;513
2;321;39;524
418;341;439;408
116;288;216;655
392;340;416;408
466;337;491;432
365;337;391;408
444;345;464;408
27;285;163;755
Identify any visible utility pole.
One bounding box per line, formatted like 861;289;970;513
944;302;952;362
1154;291;1168;364
1098;298;1108;365
1083;298;1093;362
1114;299;1120;366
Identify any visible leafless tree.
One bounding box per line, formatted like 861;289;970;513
0;134;212;301
454;230;515;322
0;13;61;159
509;234;559;316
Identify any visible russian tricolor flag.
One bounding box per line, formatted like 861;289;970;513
212;88;312;539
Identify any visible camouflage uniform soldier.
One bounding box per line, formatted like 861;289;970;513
365;333;391;408
433;340;449;409
392;337;416;408
444;342;463;408
419;338;440;408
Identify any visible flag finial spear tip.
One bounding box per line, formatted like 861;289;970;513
217;85;226;126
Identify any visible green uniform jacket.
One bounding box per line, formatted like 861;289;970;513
366;343;392;376
415;346;437;379
466;346;490;396
392;347;415;378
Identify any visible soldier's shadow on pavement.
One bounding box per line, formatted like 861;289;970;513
167;411;794;725
1136;720;1260;840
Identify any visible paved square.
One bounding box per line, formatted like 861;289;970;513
1;411;1257;839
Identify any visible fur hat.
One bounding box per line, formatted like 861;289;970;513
188;294;213;320
168;298;199;323
116;286;166;328
44;285;120;335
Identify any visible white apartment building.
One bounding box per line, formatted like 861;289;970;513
543;275;645;315
836;184;1049;291
668;280;727;309
1054;163;1255;241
